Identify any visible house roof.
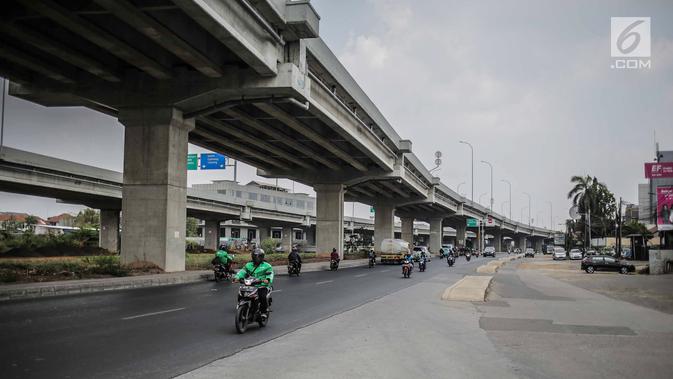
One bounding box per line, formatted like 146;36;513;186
0;212;46;224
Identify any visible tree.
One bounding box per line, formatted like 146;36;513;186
24;215;39;232
186;217;199;237
74;209;100;230
567;175;617;244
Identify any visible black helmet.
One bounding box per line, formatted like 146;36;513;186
218;244;227;251
252;248;265;264
332;248;337;253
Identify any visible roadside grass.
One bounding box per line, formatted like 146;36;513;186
0;256;131;283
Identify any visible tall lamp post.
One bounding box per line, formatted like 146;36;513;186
547;201;552;231
479;192;488;207
501;179;512;219
457;181;466;196
459;140;474;202
481;160;493;212
523;192;531;226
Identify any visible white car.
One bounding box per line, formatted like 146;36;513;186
553;247;567;260
569;249;583;260
413;246;431;261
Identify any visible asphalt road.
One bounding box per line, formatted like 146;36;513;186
0;253;493;379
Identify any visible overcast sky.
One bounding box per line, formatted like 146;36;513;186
1;0;672;230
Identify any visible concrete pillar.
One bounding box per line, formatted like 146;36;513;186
429;218;443;253
315;184;344;257
400;217;414;244
99;209;120;252
118;107;194;272
518;236;527;250
534;238;543;253
374;204;395;251
258;224;269;242
492;229;502;252
455;223;466;246
281;226;293;251
204;220;220;251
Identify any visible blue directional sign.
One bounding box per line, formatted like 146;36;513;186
200;153;226;170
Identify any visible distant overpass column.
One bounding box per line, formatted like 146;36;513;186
99;209;120;252
455;223;466;246
374;204;395;251
315;184;344;258
400;217;414;243
492;229;502;252
204;220;220;251
518;236;527;250
281;226;293;251
429;218;443;253
534;238;543;253
118;107;194;272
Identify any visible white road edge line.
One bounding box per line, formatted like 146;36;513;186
380;269;390;273
122;307;185;320
273;289;283;293
315;280;333;285
354;274;367;278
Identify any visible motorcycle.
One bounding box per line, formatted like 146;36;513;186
447;255;455;267
465;252;472;262
287;260;301;277
330;259;339;271
402;260;413;278
418;258;427;272
213;263;231;282
235;278;272;334
368;256;376;268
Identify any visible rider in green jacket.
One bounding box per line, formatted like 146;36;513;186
212;246;233;273
234;248;274;318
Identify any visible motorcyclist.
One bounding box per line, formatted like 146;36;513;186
330;248;340;263
403;251;414;267
212;245;233;274
233;248;274;320
287;245;302;272
368;249;376;261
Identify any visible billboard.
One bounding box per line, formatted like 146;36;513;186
657;186;673;231
645;162;673;178
200;153;226;170
553;233;565;246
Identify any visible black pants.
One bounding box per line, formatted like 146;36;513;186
257;287;269;314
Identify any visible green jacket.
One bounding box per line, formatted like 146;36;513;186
235;261;274;287
215;250;232;265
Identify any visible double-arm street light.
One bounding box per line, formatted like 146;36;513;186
501;179;512;219
522;192;531;226
459;140;474;202
547;201;553;231
479;192;488;207
480;160;493;212
457;181;466;196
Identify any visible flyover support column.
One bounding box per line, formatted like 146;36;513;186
315;184;344;258
492;229;502;252
374;204;395;251
281;226;293;252
534;238;543;254
204;220;220;251
455;223;467;247
518;236;527;250
400;217;414;244
118;107;194;272
99;209;120;252
429;218;443;254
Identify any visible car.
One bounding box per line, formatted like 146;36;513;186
553;247;567;260
412;246;431;261
569;249;583;260
524;248;535;258
439;244;454;258
585;249;596;256
483;246;496;257
545;246;555;255
581;255;635;274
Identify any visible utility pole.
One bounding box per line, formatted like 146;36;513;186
501;179;512;219
523;192;531;226
481;160;493;212
547;201;552;231
459;140;474;202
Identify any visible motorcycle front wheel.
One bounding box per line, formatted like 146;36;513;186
235;303;250;334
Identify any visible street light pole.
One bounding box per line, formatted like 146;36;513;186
481;160;493;212
479;192;488;207
523;192;531;226
501;179;511;219
547;201;552;231
459;140;474;202
457;181;466;195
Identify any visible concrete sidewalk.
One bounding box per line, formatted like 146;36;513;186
0;258;368;301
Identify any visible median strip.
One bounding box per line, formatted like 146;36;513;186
122;307;185;320
442;276;493;302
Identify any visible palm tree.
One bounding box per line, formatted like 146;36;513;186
567;175;596;213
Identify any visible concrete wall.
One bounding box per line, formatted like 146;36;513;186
649;249;673;275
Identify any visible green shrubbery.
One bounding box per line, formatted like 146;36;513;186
0;229;103;257
0;255;129;283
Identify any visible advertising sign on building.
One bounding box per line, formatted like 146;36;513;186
553;233;565;246
645;162;673;178
200;153;226;170
657;186;673;231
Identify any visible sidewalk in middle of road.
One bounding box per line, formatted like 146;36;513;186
0;258;369;302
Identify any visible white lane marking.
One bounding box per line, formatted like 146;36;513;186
122;307;185;320
380;269;390;273
273;289;283;293
315;280;333;285
354;274;367;278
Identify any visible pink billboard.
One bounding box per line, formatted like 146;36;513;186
658;186;673;231
645;162;673;178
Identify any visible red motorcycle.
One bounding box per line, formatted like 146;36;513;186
402;260;413;278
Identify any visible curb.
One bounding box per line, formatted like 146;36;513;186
441;275;494;302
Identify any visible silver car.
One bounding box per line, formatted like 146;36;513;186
569;249;583;260
553;247;567;260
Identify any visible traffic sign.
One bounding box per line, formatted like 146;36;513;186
200;153;226;170
370;206;375;213
466;218;478;227
187;154;198;171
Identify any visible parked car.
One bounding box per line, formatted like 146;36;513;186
553;247;567;260
569;249;583;260
585;249;597;256
413;246;431;261
545;246;555;255
483;246;496;257
523;248;534;257
581;255;635;274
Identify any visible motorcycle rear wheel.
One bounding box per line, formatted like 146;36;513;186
235;304;249;334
